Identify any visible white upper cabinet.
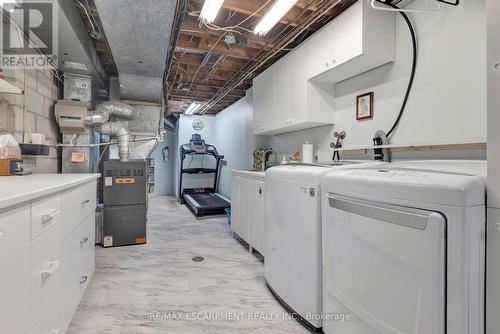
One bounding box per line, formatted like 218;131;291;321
307;24;334;79
253;44;335;135
330;1;364;68
253;66;274;134
252;0;394;135
287;45;308;128
273;56;291;129
308;0;395;82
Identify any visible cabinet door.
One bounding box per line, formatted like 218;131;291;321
253;67;275;134
249;180;265;256
330;0;363;67
59;215;95;333
287;45;308;127
307;24;333;79
231;176;249;242
273;57;290;129
0;205;31;334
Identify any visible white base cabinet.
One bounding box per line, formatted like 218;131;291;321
0;177;97;334
0;205;31;334
231;171;266;256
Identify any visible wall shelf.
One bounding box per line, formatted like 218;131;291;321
336;142;487;155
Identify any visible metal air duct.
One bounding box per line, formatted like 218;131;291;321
85;101;137;162
84;101;137;125
97;121;132;162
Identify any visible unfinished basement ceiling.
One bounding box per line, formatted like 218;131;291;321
167;0;356;114
93;0;177;102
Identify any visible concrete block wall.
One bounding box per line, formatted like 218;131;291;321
0;68;61;173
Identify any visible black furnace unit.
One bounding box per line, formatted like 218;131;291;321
102;160;147;247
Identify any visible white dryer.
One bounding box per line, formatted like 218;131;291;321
321;163;486;334
264;161;383;331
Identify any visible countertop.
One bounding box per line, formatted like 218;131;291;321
231;170;266;178
0;174;100;210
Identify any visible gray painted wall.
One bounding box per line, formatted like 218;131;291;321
214;92;262;199
150;130;176;195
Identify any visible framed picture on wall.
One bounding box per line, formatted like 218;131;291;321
356;92;374;120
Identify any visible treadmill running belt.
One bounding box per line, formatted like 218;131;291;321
184;193;230;216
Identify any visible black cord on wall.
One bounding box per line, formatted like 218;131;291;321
382;0;459;137
383;1;418;138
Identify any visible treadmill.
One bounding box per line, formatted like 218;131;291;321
178;134;230;216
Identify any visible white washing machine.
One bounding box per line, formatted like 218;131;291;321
321;162;486;334
264;161;383;331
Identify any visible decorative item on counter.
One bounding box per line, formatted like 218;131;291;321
280;155;288;165
356;92;374;120
0;134;21;159
331;131;346;161
290;151;301;162
314;149;320;163
0;134;23;176
302;141;314;164
0;159;24;176
252;149;276;171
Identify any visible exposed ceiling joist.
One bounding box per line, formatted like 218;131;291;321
167;0;354;114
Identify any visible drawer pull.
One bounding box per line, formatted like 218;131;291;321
80;275;88;285
42;209;60;224
80;199;90;205
41;260;60;283
80;237;89;245
49;329;60;334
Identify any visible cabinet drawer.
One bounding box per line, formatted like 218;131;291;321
31;194;62;240
59;215;95;332
31;223;61;320
61;182;97;236
32;293;61;334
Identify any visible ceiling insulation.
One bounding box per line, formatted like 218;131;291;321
94;0;177;103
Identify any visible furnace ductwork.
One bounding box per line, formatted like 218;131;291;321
85;101;137;162
84;101;137;125
97;121;132;162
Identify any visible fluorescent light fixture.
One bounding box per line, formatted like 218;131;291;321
0;0;17;6
185;102;202;115
0;0;17;11
199;0;224;24
254;0;298;36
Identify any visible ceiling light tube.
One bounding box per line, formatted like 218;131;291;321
185;102;202;115
253;0;298;36
199;0;224;24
